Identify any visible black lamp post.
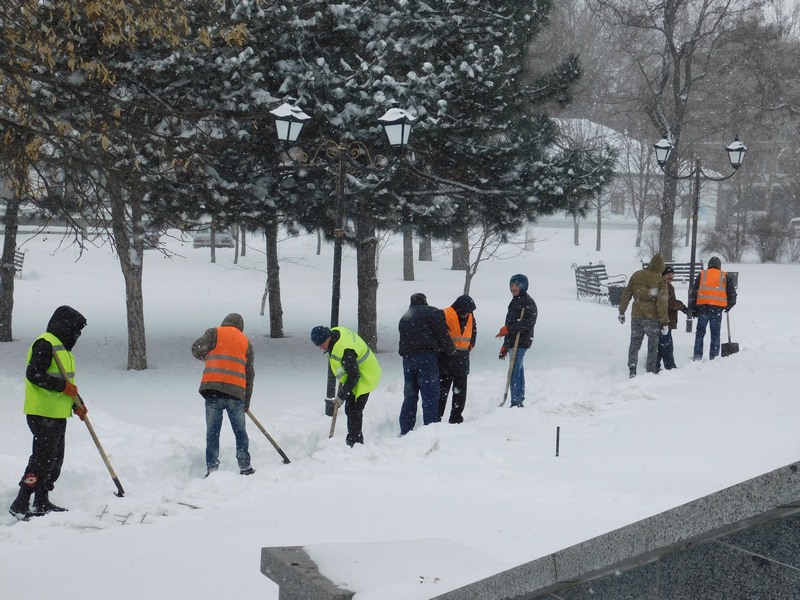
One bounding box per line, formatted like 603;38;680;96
270;103;416;399
653;136;747;332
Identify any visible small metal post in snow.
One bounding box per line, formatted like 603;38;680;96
556;426;560;457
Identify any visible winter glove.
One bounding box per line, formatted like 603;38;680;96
63;382;79;399
498;345;508;360
617;313;625;324
680;306;688;315
73;403;88;421
495;326;509;338
660;326;669;335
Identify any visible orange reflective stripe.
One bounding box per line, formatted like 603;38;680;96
697;270;727;307
443;307;473;350
202;327;248;389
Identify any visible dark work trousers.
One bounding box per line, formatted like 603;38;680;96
20;415;67;493
658;329;677;370
343;392;369;446
438;367;467;424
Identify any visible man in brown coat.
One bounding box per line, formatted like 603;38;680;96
617;254;669;378
658;265;688;370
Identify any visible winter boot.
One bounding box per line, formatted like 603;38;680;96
8;486;34;521
346;432;364;447
32;490;68;515
239;467;255;476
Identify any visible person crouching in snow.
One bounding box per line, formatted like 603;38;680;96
311;325;381;446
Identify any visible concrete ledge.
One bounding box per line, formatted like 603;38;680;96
260;462;800;600
431;461;800;599
261;546;354;600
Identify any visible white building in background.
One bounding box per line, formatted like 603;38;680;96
552;119;721;228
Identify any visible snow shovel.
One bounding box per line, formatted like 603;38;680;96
328;397;342;438
52;351;125;497
246;410;291;464
499;308;525;407
721;311;739;357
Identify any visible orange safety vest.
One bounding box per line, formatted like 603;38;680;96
697;269;728;307
201;326;248;391
443;306;474;351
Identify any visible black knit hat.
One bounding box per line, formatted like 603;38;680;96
662;266;674;276
310;325;331;346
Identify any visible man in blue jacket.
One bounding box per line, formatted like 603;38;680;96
496;274;538;407
398;293;455;435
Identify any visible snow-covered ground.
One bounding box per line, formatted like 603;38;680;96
1;221;797;599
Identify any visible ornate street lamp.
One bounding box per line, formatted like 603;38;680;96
653;136;747;332
270;103;415;401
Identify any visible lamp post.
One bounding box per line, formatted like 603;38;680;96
270;103;416;399
653;136;747;332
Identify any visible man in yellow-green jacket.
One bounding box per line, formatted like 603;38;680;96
9;306;87;521
311;325;381;447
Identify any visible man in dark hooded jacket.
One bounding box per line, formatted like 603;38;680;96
618;254;669;377
192;313;255;476
496;274;538;407
398;293;455;435
688;256;737;360
438;295;477;424
9;305;87;520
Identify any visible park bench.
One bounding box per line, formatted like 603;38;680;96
641;260;739;288
14;250;25;276
641;260;702;283
2;249;26;278
571;262;627;305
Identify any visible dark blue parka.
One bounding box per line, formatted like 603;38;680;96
501;274;538;349
398;293;455;357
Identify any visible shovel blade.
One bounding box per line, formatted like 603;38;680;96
721;342;739;357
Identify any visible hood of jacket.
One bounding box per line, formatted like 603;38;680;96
707;256;722;269
509;274;529;294
451;295;476;315
47;305;87;350
221;313;244;331
646;254;666;275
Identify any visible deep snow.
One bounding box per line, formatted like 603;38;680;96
1;221;798;599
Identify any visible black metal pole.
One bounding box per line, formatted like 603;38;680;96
686;158;701;334
326;146;346;399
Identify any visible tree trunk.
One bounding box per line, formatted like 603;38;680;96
240;226;247;257
0;192;20;342
418;235;432;261
265;219;284;338
110;192;147;370
635;189;646;248
595;203;602;252
402;226;414;281
659;177;678;260
355;207;378;351
451;230;469;271
572;213;580;246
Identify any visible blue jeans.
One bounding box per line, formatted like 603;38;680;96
509;347;527;406
694;308;723;360
400;353;440;435
205;395;251;471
